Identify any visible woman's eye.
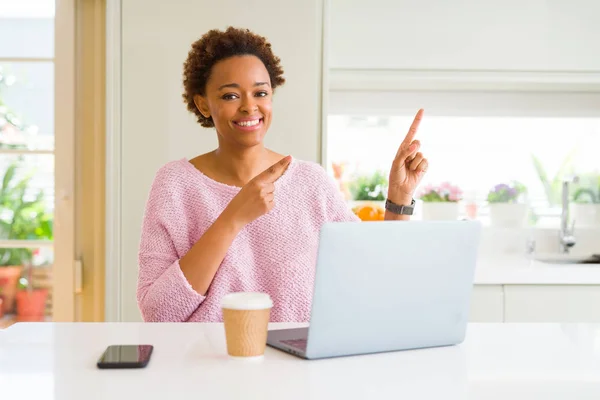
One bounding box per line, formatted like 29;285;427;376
222;93;238;100
256;91;268;97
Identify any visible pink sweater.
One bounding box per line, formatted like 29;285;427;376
137;157;359;322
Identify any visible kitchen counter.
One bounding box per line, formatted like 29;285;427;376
2;322;600;399
474;255;600;285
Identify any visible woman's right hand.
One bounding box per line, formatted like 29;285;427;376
224;155;292;228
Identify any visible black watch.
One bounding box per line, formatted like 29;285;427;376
385;198;416;215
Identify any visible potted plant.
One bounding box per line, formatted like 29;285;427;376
487;181;529;227
571;173;600;228
0;160;53;315
16;265;49;321
0;69;29;314
349;170;387;221
416;182;463;220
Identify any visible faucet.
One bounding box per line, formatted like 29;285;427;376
559;175;578;253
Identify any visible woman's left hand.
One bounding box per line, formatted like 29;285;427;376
387;109;429;205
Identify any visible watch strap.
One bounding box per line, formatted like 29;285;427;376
385;198;416;215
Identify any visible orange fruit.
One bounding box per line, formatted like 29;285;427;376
356;205;379;221
376;206;385;220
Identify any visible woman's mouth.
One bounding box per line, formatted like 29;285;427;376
233;118;263;132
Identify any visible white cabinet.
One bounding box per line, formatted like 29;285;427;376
470;285;600;323
504;285;600;323
470;285;504;322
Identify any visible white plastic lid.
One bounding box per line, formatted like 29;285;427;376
221;292;273;310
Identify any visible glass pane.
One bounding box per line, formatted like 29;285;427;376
0;62;54;150
0;153;54;241
0;246;52;267
327;115;600;226
0;0;54;58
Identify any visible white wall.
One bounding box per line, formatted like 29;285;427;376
112;0;325;321
329;0;600;72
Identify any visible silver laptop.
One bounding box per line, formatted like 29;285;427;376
267;220;481;360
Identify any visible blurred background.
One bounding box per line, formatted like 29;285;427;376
0;0;599;327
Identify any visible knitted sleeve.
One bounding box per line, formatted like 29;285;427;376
136;168;206;322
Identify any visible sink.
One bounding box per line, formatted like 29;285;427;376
534;254;600;265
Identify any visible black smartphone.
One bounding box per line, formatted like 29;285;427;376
96;345;154;369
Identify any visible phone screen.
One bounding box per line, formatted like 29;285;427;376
97;345;153;368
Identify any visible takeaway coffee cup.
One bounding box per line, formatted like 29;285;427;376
221;292;273;359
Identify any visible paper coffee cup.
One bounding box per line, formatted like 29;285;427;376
221;292;273;359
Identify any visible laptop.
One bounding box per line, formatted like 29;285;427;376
267;220;481;360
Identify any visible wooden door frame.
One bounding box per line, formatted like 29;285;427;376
75;0;107;322
105;0;122;322
53;0;77;322
55;0;108;322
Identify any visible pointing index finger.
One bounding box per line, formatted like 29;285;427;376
402;108;424;145
258;155;292;183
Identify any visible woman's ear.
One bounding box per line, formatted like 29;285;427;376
193;95;210;118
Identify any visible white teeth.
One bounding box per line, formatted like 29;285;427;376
237;119;260;127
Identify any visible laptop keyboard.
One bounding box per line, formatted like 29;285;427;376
281;338;307;351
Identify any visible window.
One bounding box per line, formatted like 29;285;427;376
326;90;600;227
0;0;55;321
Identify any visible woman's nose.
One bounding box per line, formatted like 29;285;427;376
240;96;258;114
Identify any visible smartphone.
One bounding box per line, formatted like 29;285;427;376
96;345;154;369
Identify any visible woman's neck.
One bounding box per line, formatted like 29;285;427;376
213;145;275;186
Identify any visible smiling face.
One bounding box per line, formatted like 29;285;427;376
194;55;273;149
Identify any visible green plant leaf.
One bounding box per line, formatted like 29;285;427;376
0;163;17;199
349;170;388;201
0;162;52;265
531;150;576;206
571;173;600;204
531;154;552;204
573;188;597;203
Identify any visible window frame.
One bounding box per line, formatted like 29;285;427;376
0;0;77;321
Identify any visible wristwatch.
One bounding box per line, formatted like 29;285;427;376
385;198;416;215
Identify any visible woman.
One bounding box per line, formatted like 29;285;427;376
137;27;428;322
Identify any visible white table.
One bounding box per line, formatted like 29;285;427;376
2;322;600;399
